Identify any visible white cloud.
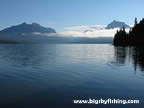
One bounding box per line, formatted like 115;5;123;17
64;25;106;31
57;25;129;38
33;25;130;38
57;29;116;38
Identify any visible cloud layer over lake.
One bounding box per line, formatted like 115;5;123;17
46;25;130;38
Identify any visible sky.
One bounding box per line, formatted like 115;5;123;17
0;0;143;33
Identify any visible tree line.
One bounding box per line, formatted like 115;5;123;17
113;18;144;46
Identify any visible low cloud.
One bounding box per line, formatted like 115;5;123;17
57;29;116;38
65;25;106;31
33;25;130;38
55;25;129;38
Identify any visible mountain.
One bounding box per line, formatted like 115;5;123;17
0;22;56;34
106;20;130;29
0;23;56;43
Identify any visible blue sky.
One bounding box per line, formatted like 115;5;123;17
0;0;143;31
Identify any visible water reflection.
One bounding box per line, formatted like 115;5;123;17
114;47;127;64
114;46;144;72
132;47;144;71
0;44;144;107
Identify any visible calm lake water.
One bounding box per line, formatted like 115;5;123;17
0;44;144;107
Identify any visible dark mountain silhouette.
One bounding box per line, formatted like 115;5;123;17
113;18;144;46
106;20;130;29
0;22;56;34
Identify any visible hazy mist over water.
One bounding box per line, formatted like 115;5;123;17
0;44;144;107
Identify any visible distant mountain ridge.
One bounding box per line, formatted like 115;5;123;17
0;21;129;44
0;22;56;34
0;22;56;43
106;20;130;29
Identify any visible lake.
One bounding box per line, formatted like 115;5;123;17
0;44;144;107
